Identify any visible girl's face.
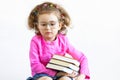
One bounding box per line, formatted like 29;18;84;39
38;13;61;41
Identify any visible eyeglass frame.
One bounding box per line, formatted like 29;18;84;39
38;21;60;29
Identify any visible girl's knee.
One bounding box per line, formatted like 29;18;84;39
37;76;53;80
58;76;72;80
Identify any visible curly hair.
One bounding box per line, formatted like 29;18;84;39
28;2;71;35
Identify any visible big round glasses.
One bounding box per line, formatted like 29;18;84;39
38;21;59;29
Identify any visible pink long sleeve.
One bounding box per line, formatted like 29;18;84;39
29;37;57;76
65;36;90;79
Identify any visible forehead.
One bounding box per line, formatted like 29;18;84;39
38;13;59;22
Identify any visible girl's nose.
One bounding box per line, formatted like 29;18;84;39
46;24;51;29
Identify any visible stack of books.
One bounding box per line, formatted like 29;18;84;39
46;54;80;74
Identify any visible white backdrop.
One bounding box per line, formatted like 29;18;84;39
0;0;120;80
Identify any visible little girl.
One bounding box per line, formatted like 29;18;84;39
27;2;90;80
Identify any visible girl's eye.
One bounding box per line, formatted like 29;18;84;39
41;24;47;26
50;23;55;26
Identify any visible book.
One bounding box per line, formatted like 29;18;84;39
46;54;80;74
52;54;80;66
49;59;79;71
46;63;78;74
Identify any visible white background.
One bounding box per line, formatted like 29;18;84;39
0;0;120;80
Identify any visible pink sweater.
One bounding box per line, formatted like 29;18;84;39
29;34;90;79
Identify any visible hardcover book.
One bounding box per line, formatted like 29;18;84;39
49;58;79;71
52;54;80;66
46;54;80;74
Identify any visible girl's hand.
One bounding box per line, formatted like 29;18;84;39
56;71;78;78
75;74;85;80
66;71;78;78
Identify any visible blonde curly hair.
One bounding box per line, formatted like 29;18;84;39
28;2;71;35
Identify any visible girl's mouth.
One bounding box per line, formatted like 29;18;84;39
46;32;52;34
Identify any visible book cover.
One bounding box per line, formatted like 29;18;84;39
46;63;78;74
49;58;79;72
52;54;80;66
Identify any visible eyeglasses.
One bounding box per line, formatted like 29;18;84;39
38;21;59;29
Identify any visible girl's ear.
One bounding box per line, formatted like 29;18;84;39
58;22;62;30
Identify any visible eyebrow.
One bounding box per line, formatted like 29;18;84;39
39;21;57;23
